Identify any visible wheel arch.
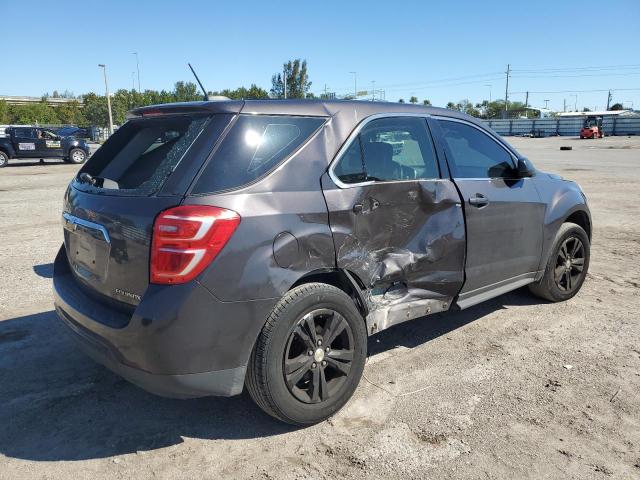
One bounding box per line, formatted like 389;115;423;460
0;143;14;158
290;268;369;317
565;209;591;240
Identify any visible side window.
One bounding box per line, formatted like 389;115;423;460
193;115;325;193
333;116;439;184
437;120;515;178
332;138;366;184
15;128;35;138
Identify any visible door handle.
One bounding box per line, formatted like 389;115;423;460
353;203;363;214
468;194;489;207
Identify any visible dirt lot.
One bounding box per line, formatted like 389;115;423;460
0;136;639;479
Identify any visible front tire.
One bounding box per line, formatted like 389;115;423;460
246;283;367;425
529;222;590;302
68;148;87;164
0;151;8;168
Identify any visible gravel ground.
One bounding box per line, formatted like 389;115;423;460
0;136;638;479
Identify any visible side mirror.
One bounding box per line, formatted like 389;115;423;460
516;158;535;178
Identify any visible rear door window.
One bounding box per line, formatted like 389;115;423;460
333;116;439;184
14;128;36;138
75;115;213;196
192;115;325;193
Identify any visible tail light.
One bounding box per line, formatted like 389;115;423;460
151;205;240;284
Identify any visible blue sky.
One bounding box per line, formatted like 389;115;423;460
2;0;639;111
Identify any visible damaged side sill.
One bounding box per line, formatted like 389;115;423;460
366;297;451;335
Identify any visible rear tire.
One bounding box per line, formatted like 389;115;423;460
529;222;590;302
68;148;87;164
246;283;367;425
0;151;8;168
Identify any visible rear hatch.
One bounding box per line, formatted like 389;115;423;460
62;107;236;309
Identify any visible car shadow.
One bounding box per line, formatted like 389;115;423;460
4;158;72;166
0;288;542;462
368;287;543;356
33;263;54;279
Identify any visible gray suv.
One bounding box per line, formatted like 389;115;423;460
53;100;591;425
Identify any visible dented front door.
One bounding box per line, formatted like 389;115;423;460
322;175;466;332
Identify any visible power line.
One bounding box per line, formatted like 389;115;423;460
511;72;640;79
311;72;503;95
511;63;640;73
312;62;640;100
364;72;504;89
510;87;640;94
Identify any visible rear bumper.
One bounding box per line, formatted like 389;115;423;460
57;305;245;398
52;246;276;398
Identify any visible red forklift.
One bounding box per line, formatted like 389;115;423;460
580;115;604;139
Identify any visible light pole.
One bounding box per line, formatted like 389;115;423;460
98;64;114;135
349;71;357;99
571;94;578;111
484;84;492;102
132;52;141;92
283;67;287;99
544;99;550;109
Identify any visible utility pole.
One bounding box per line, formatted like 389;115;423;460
485;84;492;102
98;64;113;135
504;64;510;117
544;99;550;109
132;52;141;92
563;98;567;112
606;90;612;110
524;91;529;110
349;71;357;99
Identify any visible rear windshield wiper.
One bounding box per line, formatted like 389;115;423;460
77;173;119;189
78;172;96;185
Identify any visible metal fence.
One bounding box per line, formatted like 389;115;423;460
483;116;640;137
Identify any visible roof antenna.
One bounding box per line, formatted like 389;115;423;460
188;63;209;101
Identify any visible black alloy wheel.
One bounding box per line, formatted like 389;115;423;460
554;236;586;293
283;308;354;404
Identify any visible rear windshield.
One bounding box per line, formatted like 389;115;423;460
192;115;325;193
75;115;211;196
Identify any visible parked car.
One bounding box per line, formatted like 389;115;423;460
53;100;591;425
0;126;90;167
